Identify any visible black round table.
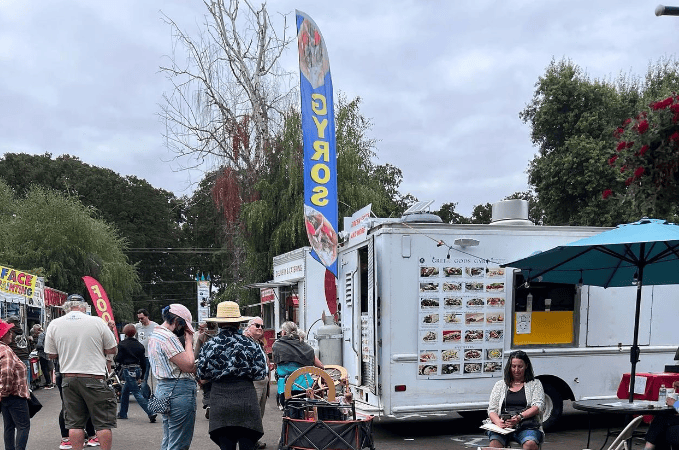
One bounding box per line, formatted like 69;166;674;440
573;398;675;449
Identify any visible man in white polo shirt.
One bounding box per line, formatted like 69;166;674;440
44;295;118;450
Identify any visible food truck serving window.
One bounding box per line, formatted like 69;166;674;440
512;274;576;347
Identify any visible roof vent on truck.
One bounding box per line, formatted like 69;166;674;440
490;199;534;226
400;200;443;224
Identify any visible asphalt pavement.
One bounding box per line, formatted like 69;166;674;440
24;385;651;449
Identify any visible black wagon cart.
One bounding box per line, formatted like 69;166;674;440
278;366;376;450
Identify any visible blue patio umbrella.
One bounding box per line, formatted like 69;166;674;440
503;218;679;402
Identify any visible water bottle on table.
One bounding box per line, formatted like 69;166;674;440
658;383;667;407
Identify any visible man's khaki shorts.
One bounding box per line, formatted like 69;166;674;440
62;376;117;431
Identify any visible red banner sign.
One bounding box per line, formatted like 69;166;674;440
82;276;118;342
44;287;67;306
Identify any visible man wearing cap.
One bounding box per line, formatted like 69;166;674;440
5;316;32;389
44;295;118;450
148;304;196;450
244;316;270;449
0;318;31;450
196;301;267;450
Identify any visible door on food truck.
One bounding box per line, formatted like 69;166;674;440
339;248;361;386
339;243;379;394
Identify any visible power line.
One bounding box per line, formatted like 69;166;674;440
126;248;223;254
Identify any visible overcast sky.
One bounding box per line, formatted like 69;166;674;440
1;1;677;217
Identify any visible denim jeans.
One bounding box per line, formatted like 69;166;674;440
118;367;152;418
1;395;30;450
140;357;152;399
21;360;31;388
157;378;196;450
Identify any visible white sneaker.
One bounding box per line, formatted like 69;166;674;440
60;439;73;450
86;437;100;447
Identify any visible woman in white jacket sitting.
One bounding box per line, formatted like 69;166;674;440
486;350;544;449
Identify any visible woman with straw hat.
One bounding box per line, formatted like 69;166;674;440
0;318;31;450
196;301;268;450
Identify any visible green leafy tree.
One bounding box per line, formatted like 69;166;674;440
238;97;411;301
0;181;139;320
603;59;679;220
520;59;637;226
469;203;492;224
436;202;470;224
0;153;192;321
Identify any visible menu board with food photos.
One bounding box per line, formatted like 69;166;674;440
417;260;506;379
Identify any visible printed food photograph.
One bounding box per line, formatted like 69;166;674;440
441;349;459;361
442;329;461;342
486;348;503;360
422;313;439;324
487;297;505;308
464;363;482;373
464;329;483;342
464;348;482;360
444;297;463;308
466;297;485;307
443;267;462;277
420;297;439;308
486;313;505;324
441;364;460;375
444;313;462;323
303;205;338;267
421;330;438;343
484;362;503;373
485;282;505;292
420;282;439;292
465;267;484;277
465;312;484;325
419;351;438;362
442;282;462;291
419;364;438;376
485;329;503;341
465;281;484;291
420;266;439;277
486;267;505;278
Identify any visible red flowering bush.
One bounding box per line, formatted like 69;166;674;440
603;94;679;214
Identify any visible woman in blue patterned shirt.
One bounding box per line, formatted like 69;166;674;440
196;301;267;450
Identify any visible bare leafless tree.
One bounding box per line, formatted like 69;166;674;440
160;0;295;175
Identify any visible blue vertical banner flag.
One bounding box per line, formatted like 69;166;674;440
297;10;338;278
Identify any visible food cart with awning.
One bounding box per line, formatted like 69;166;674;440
245;246;331;350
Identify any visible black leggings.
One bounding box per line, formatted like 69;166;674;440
212;426;259;450
646;414;679;449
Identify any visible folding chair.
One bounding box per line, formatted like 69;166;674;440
582;415;644;450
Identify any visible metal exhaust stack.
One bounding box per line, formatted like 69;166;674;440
490;199;533;226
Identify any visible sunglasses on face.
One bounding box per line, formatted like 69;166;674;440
251;323;264;329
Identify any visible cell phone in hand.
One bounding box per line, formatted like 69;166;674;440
500;414;512;421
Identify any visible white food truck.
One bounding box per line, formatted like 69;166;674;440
333;200;677;427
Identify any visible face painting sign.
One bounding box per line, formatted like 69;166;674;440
297;10;338;278
0;265;38;302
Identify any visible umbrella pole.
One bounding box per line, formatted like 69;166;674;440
628;265;644;403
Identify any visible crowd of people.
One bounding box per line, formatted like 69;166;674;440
0;297;338;450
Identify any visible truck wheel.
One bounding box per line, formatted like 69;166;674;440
541;383;563;430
